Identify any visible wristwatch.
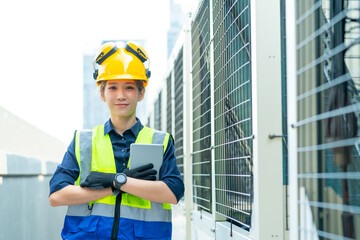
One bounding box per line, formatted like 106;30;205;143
114;173;127;190
112;173;127;196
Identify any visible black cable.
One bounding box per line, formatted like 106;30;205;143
111;194;122;240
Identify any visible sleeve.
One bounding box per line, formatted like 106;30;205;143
159;135;185;202
49;133;80;195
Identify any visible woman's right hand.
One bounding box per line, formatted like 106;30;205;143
122;163;157;180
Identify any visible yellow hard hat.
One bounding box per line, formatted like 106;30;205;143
92;41;151;87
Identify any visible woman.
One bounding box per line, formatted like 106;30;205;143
49;41;184;240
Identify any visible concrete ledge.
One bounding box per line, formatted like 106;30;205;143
216;221;255;240
0;152;58;175
192;209;215;240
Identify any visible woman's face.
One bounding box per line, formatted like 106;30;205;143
101;80;145;119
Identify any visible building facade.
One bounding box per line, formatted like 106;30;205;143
146;0;360;239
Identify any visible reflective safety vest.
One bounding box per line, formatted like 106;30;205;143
61;124;172;240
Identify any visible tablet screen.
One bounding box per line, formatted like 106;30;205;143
129;143;163;180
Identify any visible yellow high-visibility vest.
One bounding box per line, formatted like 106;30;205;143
67;124;172;220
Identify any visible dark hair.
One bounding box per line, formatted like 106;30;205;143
99;80;145;94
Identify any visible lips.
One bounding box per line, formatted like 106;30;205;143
115;103;128;107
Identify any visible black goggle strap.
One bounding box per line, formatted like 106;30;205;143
125;44;147;63
95;45;118;65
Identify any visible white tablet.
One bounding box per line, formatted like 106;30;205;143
129;143;164;180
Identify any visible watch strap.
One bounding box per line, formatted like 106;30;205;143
111;184;121;196
114;173;127;190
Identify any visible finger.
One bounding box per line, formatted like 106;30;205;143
88;171;105;178
134;163;154;172
80;182;102;188
142;175;156;181
137;169;157;177
80;178;92;187
85;185;106;190
88;171;100;176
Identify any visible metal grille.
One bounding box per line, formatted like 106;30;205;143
154;91;162;131
295;1;360;239
166;74;172;134
174;48;185;179
191;0;212;212
212;0;253;229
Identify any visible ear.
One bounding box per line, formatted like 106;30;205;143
100;89;106;102
138;89;145;102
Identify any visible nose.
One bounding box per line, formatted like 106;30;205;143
116;88;126;100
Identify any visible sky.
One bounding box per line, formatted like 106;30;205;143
0;0;197;144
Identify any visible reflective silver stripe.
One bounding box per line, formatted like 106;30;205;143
152;130;167;145
78;130;92;185
120;202;172;222
67;202;172;222
67;204;91;216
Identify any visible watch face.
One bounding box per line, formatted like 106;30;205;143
116;174;126;184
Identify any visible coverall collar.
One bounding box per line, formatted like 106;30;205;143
104;117;144;137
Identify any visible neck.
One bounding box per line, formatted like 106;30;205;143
110;115;137;135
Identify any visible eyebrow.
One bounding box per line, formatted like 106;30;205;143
107;81;135;85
